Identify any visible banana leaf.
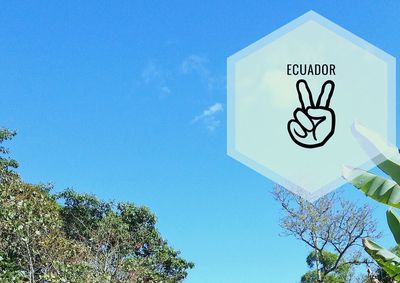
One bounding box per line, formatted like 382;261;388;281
352;122;400;184
363;238;400;280
342;166;400;208
387;209;400;246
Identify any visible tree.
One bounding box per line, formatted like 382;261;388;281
57;190;194;282
343;123;400;283
0;167;89;282
0;128;193;282
273;186;380;283
301;251;351;283
0;128;18;171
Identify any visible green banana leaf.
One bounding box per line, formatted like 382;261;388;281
342;166;400;208
387;209;400;246
352;122;400;184
363;238;400;280
379;159;400;185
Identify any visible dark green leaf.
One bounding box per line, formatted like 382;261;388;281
363;239;400;280
387;209;400;245
343;166;400;208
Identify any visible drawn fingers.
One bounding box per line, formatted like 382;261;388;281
288;119;306;139
289;79;336;148
294;108;314;131
307;108;332;118
288;108;314;143
316;80;335;108
296;79;314;109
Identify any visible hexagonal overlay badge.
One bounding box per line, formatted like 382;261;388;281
227;11;396;201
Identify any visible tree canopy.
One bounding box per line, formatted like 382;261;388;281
0;128;193;282
301;251;351;283
273;185;380;283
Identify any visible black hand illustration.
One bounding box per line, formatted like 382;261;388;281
287;79;336;148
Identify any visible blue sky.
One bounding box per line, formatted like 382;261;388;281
1;1;400;282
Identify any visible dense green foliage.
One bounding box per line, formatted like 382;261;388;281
366;246;400;283
301;251;352;283
344;123;400;282
0;129;193;282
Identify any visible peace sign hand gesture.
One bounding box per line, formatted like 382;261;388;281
287;79;336;148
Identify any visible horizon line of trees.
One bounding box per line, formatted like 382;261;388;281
0;128;193;283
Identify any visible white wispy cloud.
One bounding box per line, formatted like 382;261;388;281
181;55;209;76
141;62;162;83
159;86;171;95
192;103;224;131
139;55;224;98
181;55;223;91
140;61;171;96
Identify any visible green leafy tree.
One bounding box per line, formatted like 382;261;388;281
0;129;193;282
343;123;400;283
301;251;352;283
273;186;380;283
0;128;18;172
57;190;194;282
0;165;90;282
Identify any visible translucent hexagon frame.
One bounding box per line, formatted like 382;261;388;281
227;11;396;201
